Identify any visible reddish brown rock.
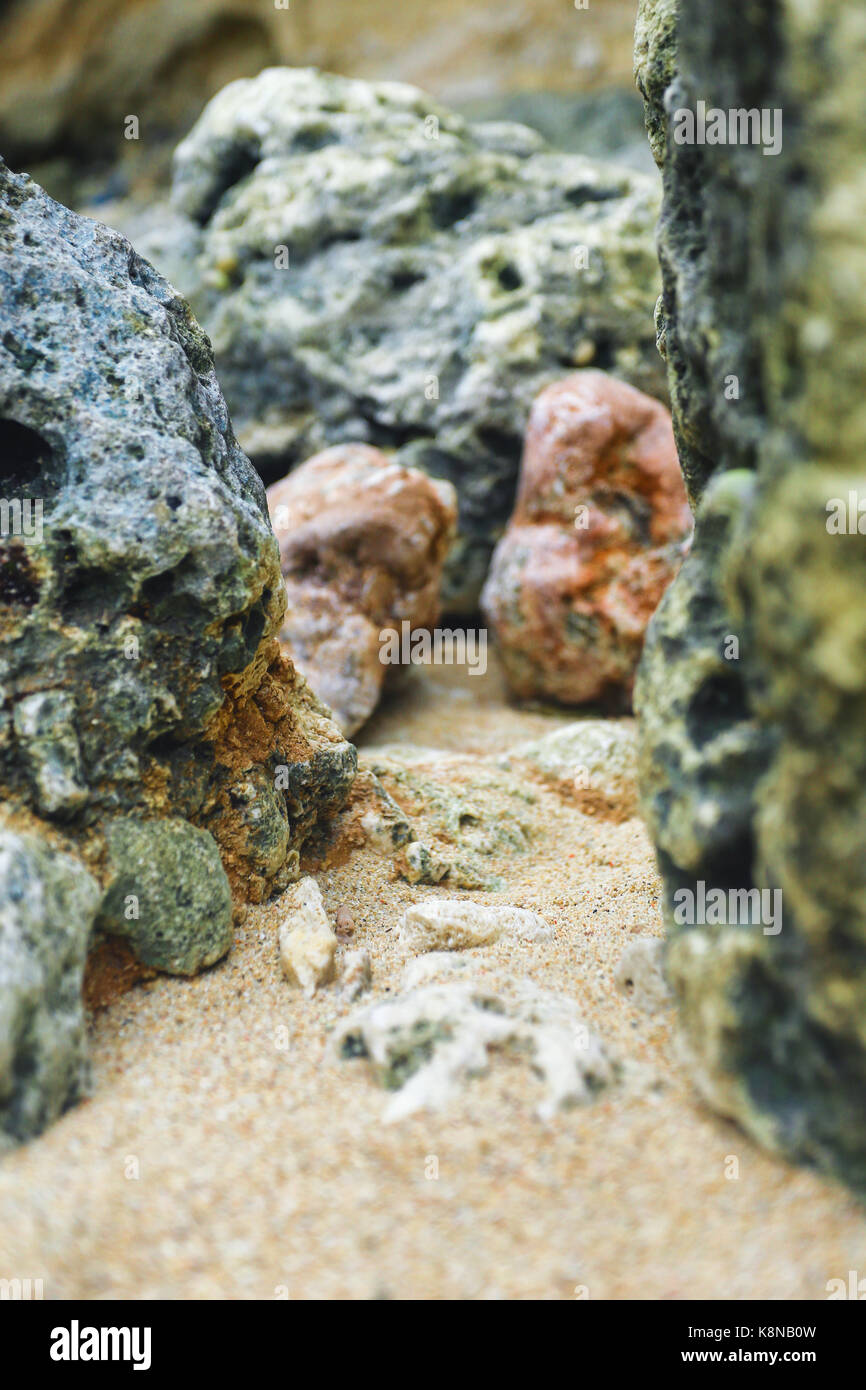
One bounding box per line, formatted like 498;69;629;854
481;371;692;707
267;445;457;736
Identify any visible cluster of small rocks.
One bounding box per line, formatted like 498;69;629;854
0;57;697;1158
0;158;355;1145
272;719;664;1125
116;66;667;613
94;65;687;733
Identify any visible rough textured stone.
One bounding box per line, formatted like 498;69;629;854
0;828;100;1147
633;0;866;1186
278;876;337;996
633;0;677;170
399;900;553;954
633;0;772;509
402;841;451;887
266;444;456;735
481;371;691;704
338;972;615;1122
354;769;414;855
120;67;666;609
615;936;672;1014
636;471;776;898
0;158;355;923
0;159;358;1141
499;717;639;819
362;746;538;892
97;818;233;976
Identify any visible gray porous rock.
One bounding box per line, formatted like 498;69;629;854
636;470;776;900
122;66;667;609
0;828;100;1147
0;157;354;897
0;159;356;1138
633;0;866;1186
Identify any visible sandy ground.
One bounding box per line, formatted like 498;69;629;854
2;659;865;1300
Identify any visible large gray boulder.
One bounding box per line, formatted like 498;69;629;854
634;0;866;1186
0;158;356;1140
119;67;667;609
0;157;355;903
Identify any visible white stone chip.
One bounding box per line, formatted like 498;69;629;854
398;899;553;953
279;876;337;996
341;948;372;1002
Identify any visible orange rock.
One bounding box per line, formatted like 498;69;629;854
481;371;691;706
267;445;456;735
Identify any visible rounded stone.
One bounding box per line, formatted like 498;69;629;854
481;370;692;706
98;818;234;976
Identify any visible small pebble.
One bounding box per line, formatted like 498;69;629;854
335;904;355;939
279;877;337;997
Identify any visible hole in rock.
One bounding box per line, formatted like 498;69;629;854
686;672;750;746
429;188;479;228
496;262;523;291
0;418;61;495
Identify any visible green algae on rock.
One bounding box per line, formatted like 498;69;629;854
635;470;776;896
97;819;233;976
633;0;866;1186
120;66;666;610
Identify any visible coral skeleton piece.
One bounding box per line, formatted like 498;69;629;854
482;370;691;706
0;160;354;1141
399;900;553;953
338;974;615;1123
267;444;456;736
634;0;866;1186
123;66;666;609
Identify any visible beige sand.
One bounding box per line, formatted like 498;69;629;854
1;658;865;1300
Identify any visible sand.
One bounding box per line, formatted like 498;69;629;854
2;657;865;1300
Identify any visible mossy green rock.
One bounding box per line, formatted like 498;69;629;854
634;0;866;1186
636;471;776;891
122;66;666;609
98;818;233;976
